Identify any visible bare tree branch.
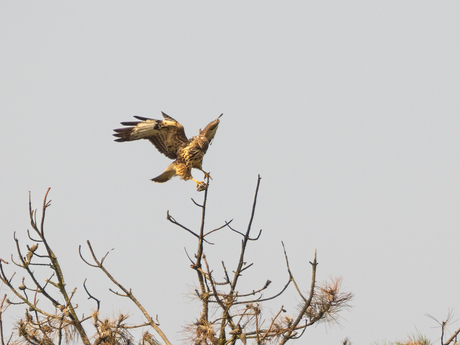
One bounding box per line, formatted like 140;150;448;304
2;176;354;345
82;240;173;345
0;294;8;345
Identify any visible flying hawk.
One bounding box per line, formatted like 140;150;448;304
113;112;222;191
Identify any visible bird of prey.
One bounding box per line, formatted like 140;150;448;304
113;112;222;191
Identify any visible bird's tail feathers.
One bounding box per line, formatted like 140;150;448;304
151;162;177;183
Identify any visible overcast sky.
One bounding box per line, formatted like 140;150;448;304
1;2;460;344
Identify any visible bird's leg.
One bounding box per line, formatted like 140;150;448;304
192;177;208;192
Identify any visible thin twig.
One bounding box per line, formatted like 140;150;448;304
83;279;100;311
230;175;262;292
26;229;42;243
0;294;7;345
279;249;318;345
226;222;263;241
190;198;203;208
204;219;234;237
234;280;271;298
221;261;231;285
282;242;306;302
233;278;291;305
259;306;285;343
167;211;213;244
184;247;195;265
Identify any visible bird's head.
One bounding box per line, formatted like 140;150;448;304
201;114;223;144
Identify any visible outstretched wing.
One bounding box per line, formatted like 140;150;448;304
113;112;189;159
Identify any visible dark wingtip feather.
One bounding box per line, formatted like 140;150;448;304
113;132;127;142
113;127;134;141
134;115;151;121
113;134;128;142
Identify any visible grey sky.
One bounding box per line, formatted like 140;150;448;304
1;2;460;344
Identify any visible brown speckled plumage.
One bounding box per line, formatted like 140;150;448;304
113;112;221;190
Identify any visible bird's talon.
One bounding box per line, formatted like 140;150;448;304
196;182;208;192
